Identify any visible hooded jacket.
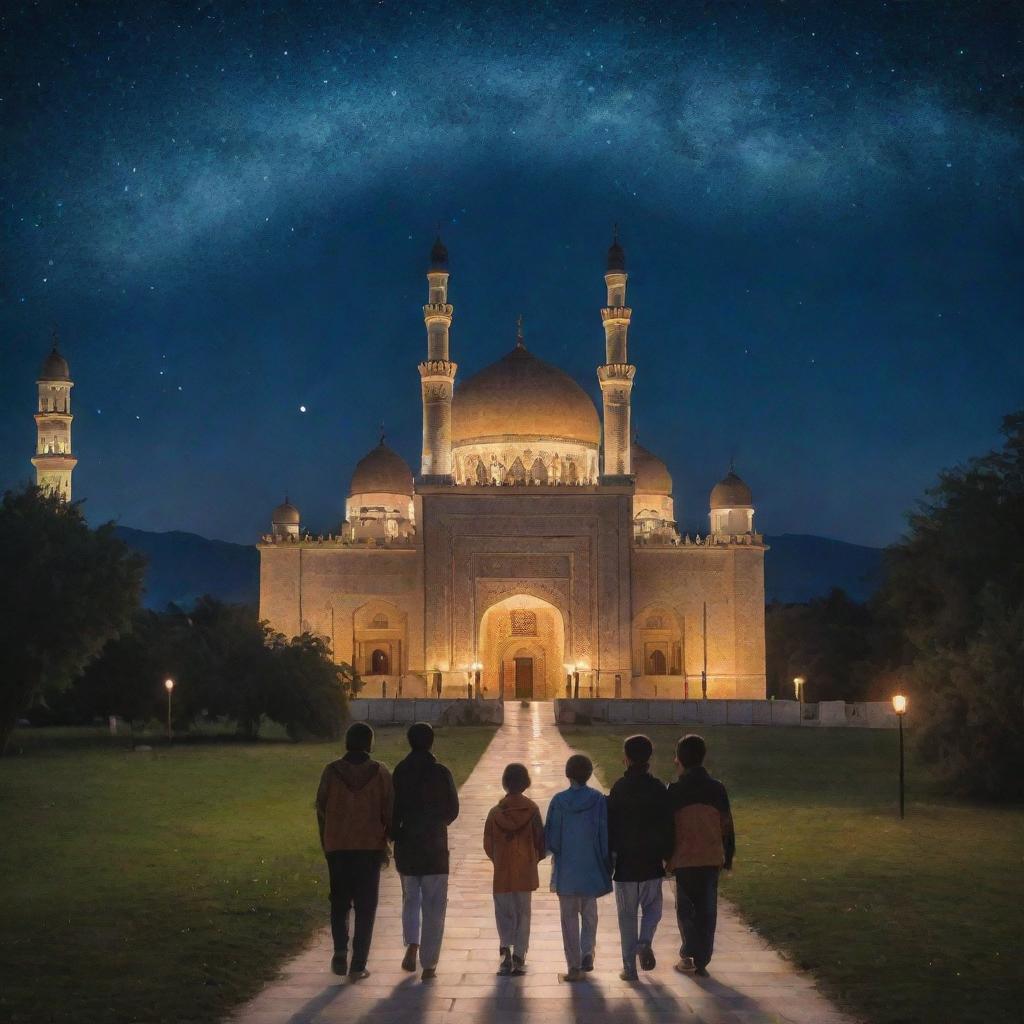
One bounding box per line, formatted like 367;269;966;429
392;749;460;875
544;783;612;898
483;792;546;893
316;753;394;854
607;766;674;882
666;765;735;870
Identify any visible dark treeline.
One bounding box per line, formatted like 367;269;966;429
767;410;1024;800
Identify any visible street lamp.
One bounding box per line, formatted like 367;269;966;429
164;678;174;742
893;694;908;819
564;663;573;699
793;676;806;704
573;662;582;700
472;661;483;699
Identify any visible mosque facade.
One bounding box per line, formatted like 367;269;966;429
258;237;766;700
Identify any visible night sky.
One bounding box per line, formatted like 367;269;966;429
2;1;1022;548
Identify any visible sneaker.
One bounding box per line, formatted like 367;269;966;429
674;956;697;974
421;967;437;981
581;953;595;972
401;944;419;972
561;967;586;982
694;966;710;978
511;954;527;976
619;967;639;982
497;947;513;976
637;943;656;971
330;953;348;976
347;968;370;982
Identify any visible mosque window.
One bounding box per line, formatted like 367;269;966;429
370;613;389;629
511;610;537;636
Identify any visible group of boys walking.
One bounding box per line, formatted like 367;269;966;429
315;722;734;984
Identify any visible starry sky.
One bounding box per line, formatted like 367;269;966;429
2;1;1022;548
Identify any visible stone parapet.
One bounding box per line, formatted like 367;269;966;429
347;697;504;726
554;698;900;729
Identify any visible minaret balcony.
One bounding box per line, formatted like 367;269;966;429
418;359;457;380
422;303;454;320
597;363;636;383
600;306;632;322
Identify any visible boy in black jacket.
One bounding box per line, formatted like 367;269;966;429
392;722;460;981
606;733;674;981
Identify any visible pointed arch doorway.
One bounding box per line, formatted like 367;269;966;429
478;594;565;701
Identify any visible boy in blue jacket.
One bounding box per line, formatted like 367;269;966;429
544;754;612;981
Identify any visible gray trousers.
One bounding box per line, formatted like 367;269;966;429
493;891;532;957
558;894;598;970
614;879;664;968
400;874;449;969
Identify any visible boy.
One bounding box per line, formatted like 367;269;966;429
315;722;394;981
483;762;546;976
607;734;674;981
544;753;612;981
666;734;735;977
392;721;460;981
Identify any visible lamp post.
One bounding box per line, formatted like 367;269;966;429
164;678;174;742
473;661;482;699
573;662;581;700
565;664;573;699
793;675;805;704
893;694;908;819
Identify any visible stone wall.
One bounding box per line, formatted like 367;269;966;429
554;698;900;728
631;545;767;698
347;697;504;726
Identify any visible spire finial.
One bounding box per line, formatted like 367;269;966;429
515;313;525;349
729;454;736;474
51;325;60;353
429;229;448;269
607;226;626;271
379;422;386;446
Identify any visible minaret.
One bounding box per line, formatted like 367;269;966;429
31;333;77;501
597;228;636;479
418;234;457;483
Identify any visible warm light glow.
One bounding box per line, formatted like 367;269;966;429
164;678;174;691
892;694;908;715
564;663;574;674
793;675;805;698
576;661;587;672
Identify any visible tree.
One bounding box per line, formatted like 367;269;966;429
766;589;901;702
0;486;145;754
882;410;1024;798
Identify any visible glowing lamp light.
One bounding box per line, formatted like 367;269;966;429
793;675;805;700
892;694;908;715
164;678;174;692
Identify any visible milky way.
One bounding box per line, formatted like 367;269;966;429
1;2;1022;547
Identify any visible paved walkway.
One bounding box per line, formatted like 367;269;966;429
231;702;855;1024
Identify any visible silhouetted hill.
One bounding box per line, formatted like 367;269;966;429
114;527;258;610
114;527;884;612
764;533;885;604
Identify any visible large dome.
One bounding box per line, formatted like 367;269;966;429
710;471;753;509
452;345;600;446
349;442;414;496
632;443;672;495
272;499;300;525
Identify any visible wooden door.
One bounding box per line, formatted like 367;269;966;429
514;657;534;700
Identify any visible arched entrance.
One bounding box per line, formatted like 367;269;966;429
478;594;565;700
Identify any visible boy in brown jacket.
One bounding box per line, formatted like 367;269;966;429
483;762;546;976
315;722;394;980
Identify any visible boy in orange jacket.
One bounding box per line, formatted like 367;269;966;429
483;762;546;976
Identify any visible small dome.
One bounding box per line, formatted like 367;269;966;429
452;345;600;446
429;234;448;269
349;442;414;496
40;346;70;381
710;471;753;509
272;499;300;525
632;443;672;495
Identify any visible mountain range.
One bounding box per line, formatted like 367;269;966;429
115;526;885;611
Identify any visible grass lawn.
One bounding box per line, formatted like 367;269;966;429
561;724;1024;1024
0;723;496;1024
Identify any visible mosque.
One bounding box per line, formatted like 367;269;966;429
258;236;766;700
